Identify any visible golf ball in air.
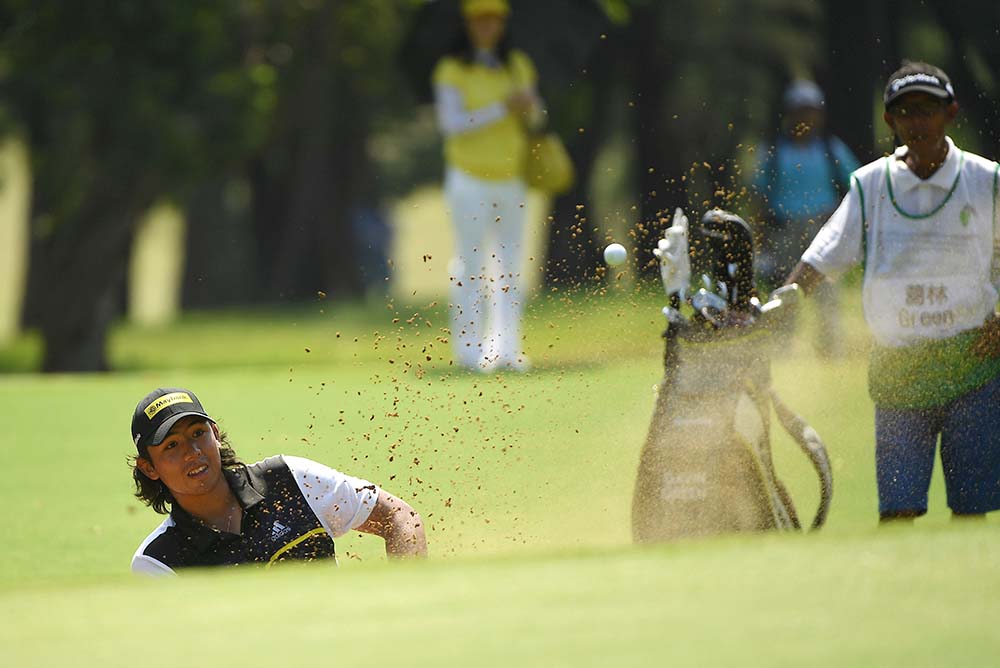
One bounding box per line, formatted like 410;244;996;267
604;243;628;266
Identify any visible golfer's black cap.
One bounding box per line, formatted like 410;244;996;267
132;387;214;451
884;61;954;107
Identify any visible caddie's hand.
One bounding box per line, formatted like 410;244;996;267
971;314;1000;359
653;207;691;296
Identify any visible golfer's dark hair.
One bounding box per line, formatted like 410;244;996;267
129;430;243;514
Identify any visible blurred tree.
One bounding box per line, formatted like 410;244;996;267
526;0;827;283
0;1;274;371
540;53;609;288
5;0;988;374
245;0;414;301
619;0;684;275
538;4;616;287
619;0;824;274
925;0;1000;159
822;0;893;163
822;0;1000;162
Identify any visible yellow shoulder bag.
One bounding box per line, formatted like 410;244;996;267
525;132;575;195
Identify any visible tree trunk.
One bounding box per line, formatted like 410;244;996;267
322;85;367;298
251;4;365;302
927;0;1000;159
630;4;685;276
30;191;146;372
182;177;257;308
823;0;893;162
542;53;611;288
268;58;333;300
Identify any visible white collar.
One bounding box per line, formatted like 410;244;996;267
889;136;960;192
474;49;501;68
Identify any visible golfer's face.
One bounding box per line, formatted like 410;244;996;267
885;92;953;152
466;13;506;51
142;417;225;499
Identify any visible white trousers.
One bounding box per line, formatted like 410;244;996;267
444;167;528;368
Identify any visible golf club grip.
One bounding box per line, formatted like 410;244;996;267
769;389;833;530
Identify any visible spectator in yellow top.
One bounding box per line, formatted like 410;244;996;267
433;0;544;372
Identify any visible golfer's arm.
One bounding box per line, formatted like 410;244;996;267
784;261;827;295
356;489;427;558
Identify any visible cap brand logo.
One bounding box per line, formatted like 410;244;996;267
891;73;941;93
144;392;193;419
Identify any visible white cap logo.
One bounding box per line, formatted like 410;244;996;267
890;73;953;98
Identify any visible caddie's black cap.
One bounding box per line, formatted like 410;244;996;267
884;61;954;106
132;387;214;451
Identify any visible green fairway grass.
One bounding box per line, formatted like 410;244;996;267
0;284;994;665
2;526;999;667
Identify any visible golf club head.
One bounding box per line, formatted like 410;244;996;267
760;283;802;313
687;209;756;312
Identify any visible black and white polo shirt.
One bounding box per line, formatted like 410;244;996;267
131;455;379;575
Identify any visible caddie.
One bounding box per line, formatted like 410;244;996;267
129;387;427;575
786;61;1000;522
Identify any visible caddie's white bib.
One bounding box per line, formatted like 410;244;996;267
863;152;998;347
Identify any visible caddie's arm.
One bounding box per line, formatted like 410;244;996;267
356;489;428;558
784;260;827;295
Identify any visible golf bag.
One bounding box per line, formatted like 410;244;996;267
631;209;833;543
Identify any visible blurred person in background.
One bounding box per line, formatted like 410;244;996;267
433;0;544;372
350;169;393;299
752;80;860;358
785;62;1000;523
129;387;426;575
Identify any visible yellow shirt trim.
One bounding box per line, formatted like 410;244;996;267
266;527;329;566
